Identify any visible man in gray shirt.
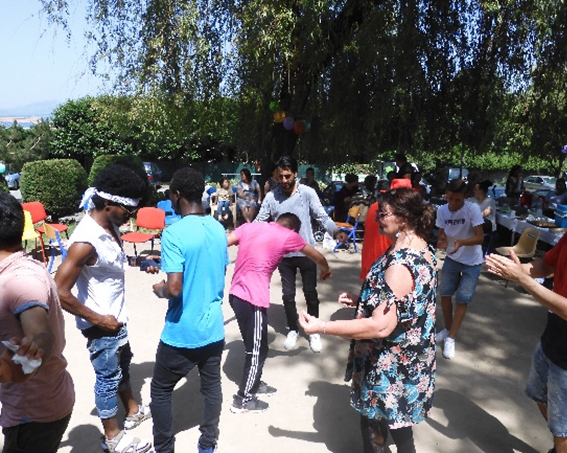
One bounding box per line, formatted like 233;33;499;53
256;156;346;353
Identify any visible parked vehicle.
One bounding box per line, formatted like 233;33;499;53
143;162;162;186
488;185;506;199
4;172;20;190
523;175;556;191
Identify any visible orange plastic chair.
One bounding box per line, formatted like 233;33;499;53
121;207;166;256
21;201;69;238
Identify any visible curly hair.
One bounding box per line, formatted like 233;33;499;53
0;192;25;248
91;165;147;210
170;167;205;203
380;188;435;240
93;165;147;199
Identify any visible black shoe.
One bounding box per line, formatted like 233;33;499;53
547;448;556;453
256;381;277;397
230;394;269;414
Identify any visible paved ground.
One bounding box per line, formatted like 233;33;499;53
3;239;555;452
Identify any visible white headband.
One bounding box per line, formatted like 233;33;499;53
80;187;140;211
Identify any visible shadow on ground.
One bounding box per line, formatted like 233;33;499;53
427;389;539;453
268;380;364;453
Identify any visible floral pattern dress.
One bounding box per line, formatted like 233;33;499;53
345;246;437;428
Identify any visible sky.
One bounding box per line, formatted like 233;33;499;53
0;1;106;111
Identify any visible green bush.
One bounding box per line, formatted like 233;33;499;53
88;155;155;206
20;159;88;219
0;175;8;192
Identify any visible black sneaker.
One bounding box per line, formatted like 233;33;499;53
256;381;277;397
230;394;269;414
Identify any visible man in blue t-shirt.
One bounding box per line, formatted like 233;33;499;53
148;168;228;453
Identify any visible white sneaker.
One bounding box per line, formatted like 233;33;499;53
435;328;449;343
284;331;299;350
443;338;455;359
309;334;322;353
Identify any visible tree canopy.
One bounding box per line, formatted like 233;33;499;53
39;0;567;172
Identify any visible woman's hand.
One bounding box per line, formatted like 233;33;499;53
299;311;325;334
338;292;358;307
485;251;524;283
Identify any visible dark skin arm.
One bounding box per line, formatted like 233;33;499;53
152;273;183;299
55;242;123;332
0;306;54;383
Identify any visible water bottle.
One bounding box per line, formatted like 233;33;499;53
533;196;543;218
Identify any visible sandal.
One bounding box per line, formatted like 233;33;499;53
124;404;152;430
101;430;152;453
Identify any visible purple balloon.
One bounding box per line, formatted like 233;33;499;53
562;145;567;154
283;116;294;130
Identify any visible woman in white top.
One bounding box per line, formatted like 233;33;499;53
469;180;496;233
236;169;262;223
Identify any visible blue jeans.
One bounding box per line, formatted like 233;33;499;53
151;340;224;453
525;342;567;437
217;200;230;217
85;326;132;419
439;257;482;305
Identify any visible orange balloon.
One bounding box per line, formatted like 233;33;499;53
273;111;285;123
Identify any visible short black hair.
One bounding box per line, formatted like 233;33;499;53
92;165;147;210
219;176;230;186
277;155;298;173
276;212;302;232
0;192;25;248
170;167;205;203
446;179;467;194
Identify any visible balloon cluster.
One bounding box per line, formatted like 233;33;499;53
270;101;310;135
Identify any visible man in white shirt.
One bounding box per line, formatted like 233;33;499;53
435;179;485;360
55;165;152;453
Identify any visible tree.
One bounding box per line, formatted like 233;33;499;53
38;0;567;173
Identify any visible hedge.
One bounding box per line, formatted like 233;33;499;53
88;155;156;206
0;175;8;192
20;159;88;219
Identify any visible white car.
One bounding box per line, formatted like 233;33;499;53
524;175;556;191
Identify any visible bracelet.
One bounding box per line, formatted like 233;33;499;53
323;321;327;335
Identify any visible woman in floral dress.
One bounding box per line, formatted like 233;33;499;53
300;188;437;453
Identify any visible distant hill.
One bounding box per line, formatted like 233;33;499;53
0;100;61;118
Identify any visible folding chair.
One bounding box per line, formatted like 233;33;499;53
121;207;166;256
333;205;362;253
495;227;540;286
43;222;68;273
22;210;46;264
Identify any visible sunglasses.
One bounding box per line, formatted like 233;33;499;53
376;211;393;219
115;203;139;217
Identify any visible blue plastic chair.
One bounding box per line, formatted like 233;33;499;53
157;200;182;227
333;205;362;253
43;222;67;273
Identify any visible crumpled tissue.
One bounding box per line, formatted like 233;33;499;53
1;341;42;374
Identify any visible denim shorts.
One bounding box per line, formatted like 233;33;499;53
439;257;482;305
525;342;567;437
86;326;133;419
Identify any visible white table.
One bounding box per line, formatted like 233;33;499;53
496;212;563;246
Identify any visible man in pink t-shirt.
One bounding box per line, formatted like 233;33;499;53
0;193;74;453
227;213;331;414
